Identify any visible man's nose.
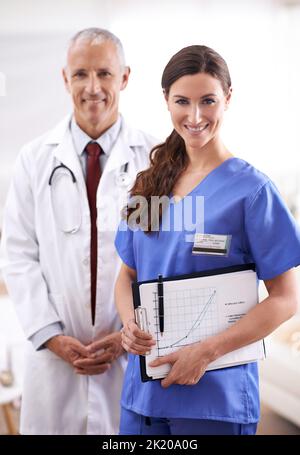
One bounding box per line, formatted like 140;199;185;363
86;73;101;94
188;105;202;124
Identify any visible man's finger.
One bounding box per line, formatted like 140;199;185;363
74;363;111;375
75;364;111;374
73;352;112;367
72;342;90;358
88;339;111;354
88;348;105;358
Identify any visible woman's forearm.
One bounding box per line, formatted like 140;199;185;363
115;265;136;326
206;270;299;363
115;264;155;355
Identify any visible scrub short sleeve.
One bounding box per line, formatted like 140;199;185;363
115;219;136;270
245;180;300;280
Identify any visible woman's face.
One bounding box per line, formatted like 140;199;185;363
165;72;231;153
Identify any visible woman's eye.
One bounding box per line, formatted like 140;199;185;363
203;98;215;105
175;99;188;105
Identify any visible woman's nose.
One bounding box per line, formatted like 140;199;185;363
188;105;202;124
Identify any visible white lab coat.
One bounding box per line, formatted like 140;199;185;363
1;115;157;435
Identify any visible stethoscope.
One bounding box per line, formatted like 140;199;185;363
49;162;130;234
49;162;130;187
49;163;76;185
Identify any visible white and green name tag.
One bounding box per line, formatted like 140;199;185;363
192;233;231;256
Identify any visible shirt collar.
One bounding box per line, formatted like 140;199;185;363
70;115;122;157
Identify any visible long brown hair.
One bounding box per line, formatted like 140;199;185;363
124;45;232;232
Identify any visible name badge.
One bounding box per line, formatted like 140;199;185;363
192;233;231;257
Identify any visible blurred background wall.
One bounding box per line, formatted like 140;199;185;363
1;0;300;224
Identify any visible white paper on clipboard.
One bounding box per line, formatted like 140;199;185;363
135;267;265;380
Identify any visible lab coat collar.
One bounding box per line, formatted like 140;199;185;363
43;113;146;148
43;114;72;146
43;113;148;175
51;120;85;186
104;115;153;173
103;116;135;173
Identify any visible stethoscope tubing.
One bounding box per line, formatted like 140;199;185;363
49;163;76;185
49;162;129;186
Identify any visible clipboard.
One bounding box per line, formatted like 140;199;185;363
132;263;266;382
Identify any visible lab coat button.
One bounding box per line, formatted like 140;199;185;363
83;258;89;265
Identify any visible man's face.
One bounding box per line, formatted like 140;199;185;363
63;39;130;136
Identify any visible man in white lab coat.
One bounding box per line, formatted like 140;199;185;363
0;28;157;435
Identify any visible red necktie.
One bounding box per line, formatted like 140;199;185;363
85;142;102;325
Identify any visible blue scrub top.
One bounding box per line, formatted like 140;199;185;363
115;157;300;423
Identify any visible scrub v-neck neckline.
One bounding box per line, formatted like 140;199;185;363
172;156;237;203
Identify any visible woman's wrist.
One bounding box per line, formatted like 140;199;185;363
121;317;135;332
124;317;135;326
197;337;221;364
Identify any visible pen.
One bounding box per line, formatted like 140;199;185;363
158;274;164;335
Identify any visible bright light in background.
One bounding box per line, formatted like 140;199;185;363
1;0;300;223
0;72;6;96
112;0;300;180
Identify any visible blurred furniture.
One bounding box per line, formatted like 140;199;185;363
0;276;26;435
260;314;300;427
0;385;21;434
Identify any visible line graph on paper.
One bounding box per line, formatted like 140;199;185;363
152;287;220;357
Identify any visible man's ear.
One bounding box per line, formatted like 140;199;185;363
120;66;131;91
62;67;70;93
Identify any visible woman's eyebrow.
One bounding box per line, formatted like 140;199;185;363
173;93;217;99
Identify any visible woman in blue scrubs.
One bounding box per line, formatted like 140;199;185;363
114;45;300;435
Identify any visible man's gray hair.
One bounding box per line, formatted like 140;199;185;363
69;28;126;67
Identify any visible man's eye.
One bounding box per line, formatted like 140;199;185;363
98;71;111;77
73;72;86;78
175;99;188;105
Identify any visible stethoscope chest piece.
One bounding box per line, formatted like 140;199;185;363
115;162;131;187
115;172;131;187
